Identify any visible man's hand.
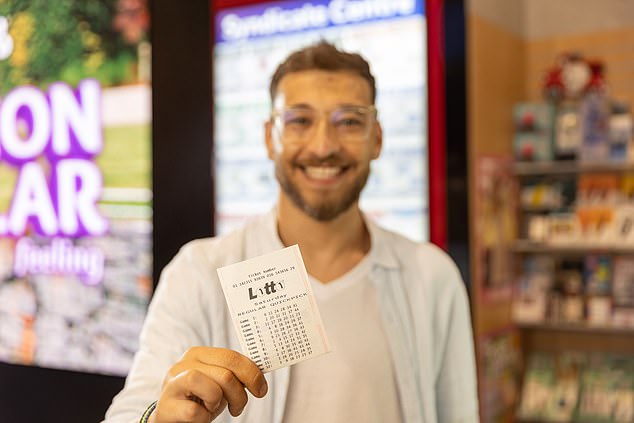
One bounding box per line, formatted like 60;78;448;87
149;347;268;423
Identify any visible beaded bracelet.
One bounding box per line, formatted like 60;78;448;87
140;401;157;423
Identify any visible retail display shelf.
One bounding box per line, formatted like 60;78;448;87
512;240;634;254
516;322;634;334
516;420;578;423
521;206;572;213
514;160;634;176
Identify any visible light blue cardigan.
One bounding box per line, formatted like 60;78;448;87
104;211;479;423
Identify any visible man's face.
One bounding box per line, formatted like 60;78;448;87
265;70;382;221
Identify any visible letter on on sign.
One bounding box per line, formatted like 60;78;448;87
49;79;102;157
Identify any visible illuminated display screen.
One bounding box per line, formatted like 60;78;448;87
213;0;428;241
0;1;151;376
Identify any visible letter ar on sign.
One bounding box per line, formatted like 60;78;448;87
0;159;107;237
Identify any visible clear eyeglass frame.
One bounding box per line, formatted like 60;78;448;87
270;105;378;144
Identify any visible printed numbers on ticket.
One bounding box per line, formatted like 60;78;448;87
217;245;330;373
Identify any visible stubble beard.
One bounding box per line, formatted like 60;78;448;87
275;161;370;222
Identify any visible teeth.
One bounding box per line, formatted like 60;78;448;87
304;166;341;180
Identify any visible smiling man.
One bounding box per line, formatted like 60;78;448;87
267;63;379;222
104;41;478;423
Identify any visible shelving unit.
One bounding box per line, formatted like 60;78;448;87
512;161;634;328
512;158;634;423
516;321;634;335
512;240;634;254
514;160;634;176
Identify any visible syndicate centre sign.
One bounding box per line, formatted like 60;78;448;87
216;0;419;41
0;79;107;285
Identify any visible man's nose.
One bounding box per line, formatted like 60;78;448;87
305;118;341;156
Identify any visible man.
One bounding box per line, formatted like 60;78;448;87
104;41;478;423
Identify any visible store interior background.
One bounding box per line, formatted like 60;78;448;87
0;0;633;421
469;0;634;421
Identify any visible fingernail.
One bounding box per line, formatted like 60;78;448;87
259;381;268;397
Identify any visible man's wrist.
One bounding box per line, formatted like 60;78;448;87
139;401;157;423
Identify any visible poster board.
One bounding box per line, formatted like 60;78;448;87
212;0;429;241
0;1;151;376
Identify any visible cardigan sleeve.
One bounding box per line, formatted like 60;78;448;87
434;258;479;423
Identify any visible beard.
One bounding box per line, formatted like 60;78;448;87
275;158;370;222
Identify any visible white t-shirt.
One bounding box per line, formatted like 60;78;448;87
282;253;403;423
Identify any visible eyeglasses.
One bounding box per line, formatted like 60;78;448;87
271;105;377;144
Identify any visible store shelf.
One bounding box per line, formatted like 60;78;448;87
512;239;634;254
520;206;572;213
514;160;634;176
516;322;634;335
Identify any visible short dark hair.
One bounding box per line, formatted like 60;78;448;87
269;41;376;104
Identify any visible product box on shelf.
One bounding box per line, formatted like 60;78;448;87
620;174;634;203
518;352;634;423
579;63;611;163
515;132;554;162
574;354;634;423
520;178;576;211
584;255;612;296
577;174;621;206
575;173;621;244
556;259;586;324
517;352;586;423
479;329;522;423
513;255;554;323
547;212;581;245
513;103;555;162
517;352;557;421
586;296;612;327
519;173;634;247
584;255;613;326
612;256;634;327
546;352;586;423
608;102;634;162
555;103;583;160
526;214;550;242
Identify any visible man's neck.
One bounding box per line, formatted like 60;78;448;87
276;196;370;284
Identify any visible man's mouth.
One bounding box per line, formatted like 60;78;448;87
302;165;346;181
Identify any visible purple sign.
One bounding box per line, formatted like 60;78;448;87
0;79;107;239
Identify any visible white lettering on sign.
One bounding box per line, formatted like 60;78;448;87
13;237;105;285
219;0;417;41
0;79;107;238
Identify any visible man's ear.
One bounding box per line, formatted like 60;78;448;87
265;119;275;159
371;122;383;160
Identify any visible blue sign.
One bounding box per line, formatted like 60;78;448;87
215;0;424;43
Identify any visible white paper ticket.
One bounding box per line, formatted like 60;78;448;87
217;245;330;373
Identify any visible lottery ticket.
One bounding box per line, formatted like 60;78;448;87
217;244;330;373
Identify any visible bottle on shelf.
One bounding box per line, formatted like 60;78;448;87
609;101;634;162
579;61;610;162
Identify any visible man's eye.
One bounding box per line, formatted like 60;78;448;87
334;116;364;128
284;115;312;127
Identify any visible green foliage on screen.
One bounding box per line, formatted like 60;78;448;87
0;0;144;93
